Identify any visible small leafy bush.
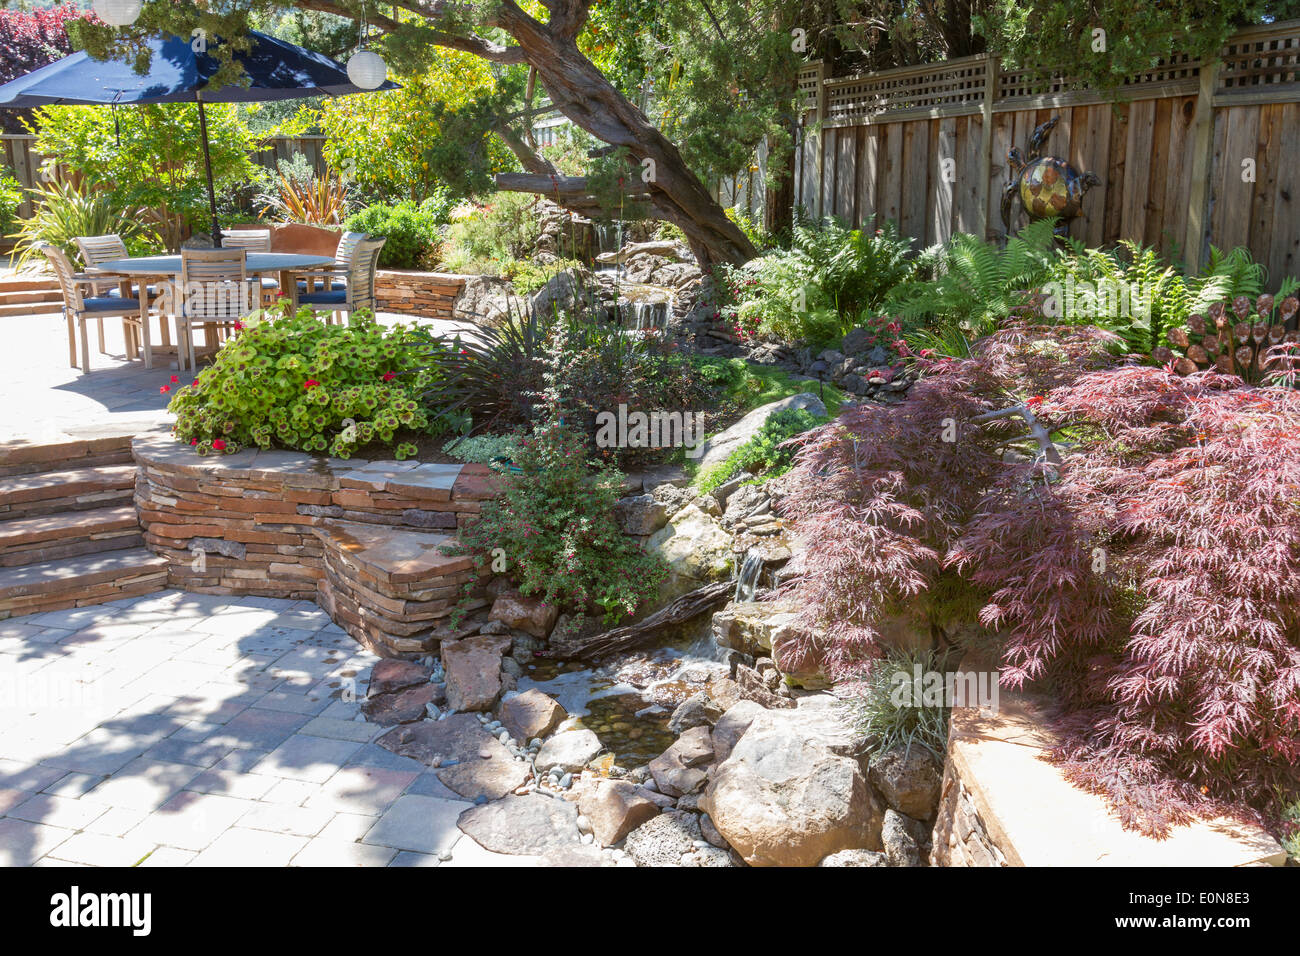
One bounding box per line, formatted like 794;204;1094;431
343;199;448;269
695;406;828;494
0;167;22;239
456;418;667;623
885;218;1059;354
719;218;915;346
507;257;585;296
443;431;522;465
439;193;547;273
168;306;440;459
11;179;159;268
688;355;847;417
845;649;953;760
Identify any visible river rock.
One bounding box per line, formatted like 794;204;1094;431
488;592;558;640
375;713;528;801
667;691;724;734
623;810;702;867
645;502;733;602
869;745;943;820
695;393;826;474
368;659;433;697
441;633;511;711
881;809;927;867
457;793;582;855
700;813;730;849
361;683;439;726
499;689;567;742
535;728;603;774
701;700;884;866
648;725;714;797
819;849;889;867
577;779;662;847
613;494;668;536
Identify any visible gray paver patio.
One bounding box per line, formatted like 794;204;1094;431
0;587;522;867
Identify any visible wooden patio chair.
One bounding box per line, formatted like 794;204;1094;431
40;243;150;374
176;248;258;371
221;229;278;305
293;230;366;298
295;237;386;325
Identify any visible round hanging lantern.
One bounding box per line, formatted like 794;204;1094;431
346;50;388;90
92;0;143;27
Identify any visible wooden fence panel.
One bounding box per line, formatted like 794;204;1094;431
794;20;1300;278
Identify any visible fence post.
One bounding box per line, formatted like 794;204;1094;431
804;60;827;220
977;56;998;240
1184;58;1220;274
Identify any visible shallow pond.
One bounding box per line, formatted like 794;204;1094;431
518;617;728;769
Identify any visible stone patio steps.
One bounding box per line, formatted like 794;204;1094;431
0;504;144;567
0;547;168;618
0;439;166;618
0;463;138;518
0;435;135;478
0;278;61;316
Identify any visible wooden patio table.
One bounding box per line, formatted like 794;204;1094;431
90;252;335;366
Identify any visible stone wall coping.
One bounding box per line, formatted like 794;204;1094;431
132;432;499;501
375;270;470;286
947;656;1286;866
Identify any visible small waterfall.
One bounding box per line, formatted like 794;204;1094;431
734;547;766;602
628;298;669;331
595;220;624;260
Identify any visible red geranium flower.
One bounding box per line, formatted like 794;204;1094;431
382;371;396;382
190;439;198;446
170;375;179;384
212;439;227;451
159;385;170;393
304;379;320;389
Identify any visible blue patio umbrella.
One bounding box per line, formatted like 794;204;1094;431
0;30;398;245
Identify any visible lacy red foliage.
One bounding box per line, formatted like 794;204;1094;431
0;5;90;133
780;324;1300;834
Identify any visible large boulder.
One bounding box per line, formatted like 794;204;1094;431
711;599;831;689
667;691;724;735
709;700;765;763
701;699;884;866
578;779;662;847
647;725;714;798
613;494;668;536
529;266;598;319
453;273;513;326
869;745;943;820
441;633;511;711
488;592;559;640
535;728;603;774
374;714;528;801
499;689;567;742
645;502;733;602
695;393;826;475
457;793;582;856
368;659;432;697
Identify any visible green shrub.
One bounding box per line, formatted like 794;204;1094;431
1044;239;1273;355
719;219;915;346
884;218;1059;355
694;407;828;494
688;355;846;417
439;192;547;273
845;649;952;760
10;179;160;269
343;199;448;269
167;305;441;459
507;257;585;296
443;431;523;465
0;168;22;239
455;418;667;624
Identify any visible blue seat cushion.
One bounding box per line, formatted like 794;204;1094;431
296;280;346;293
82;296;141;312
298;290;347;305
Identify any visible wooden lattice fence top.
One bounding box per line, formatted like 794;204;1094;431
801;18;1300;123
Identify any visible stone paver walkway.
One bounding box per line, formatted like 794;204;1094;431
0;588;520;867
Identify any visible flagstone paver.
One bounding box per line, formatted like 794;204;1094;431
0;587;533;866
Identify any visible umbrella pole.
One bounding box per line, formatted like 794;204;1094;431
197;98;222;248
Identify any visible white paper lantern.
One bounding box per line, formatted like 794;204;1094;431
346;50;388;90
92;0;143;27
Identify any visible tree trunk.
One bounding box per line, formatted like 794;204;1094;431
492;15;756;270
